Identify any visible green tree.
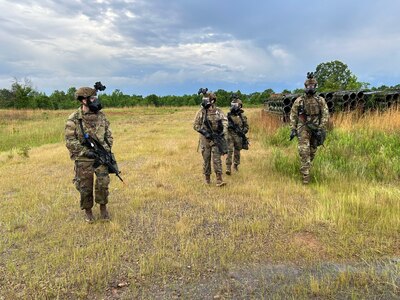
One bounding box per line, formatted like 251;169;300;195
314;60;367;91
49;90;68;109
247;89;274;105
215;89;230;106
12;78;37;109
145;94;160;106
292;88;304;94
0;88;14;108
36;93;53;109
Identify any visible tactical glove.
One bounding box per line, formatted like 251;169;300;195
85;150;97;159
289;129;297;141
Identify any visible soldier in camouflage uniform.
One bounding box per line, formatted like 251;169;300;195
225;98;249;175
193;91;228;187
289;73;329;184
65;86;113;222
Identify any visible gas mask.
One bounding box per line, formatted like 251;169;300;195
201;97;212;109
305;84;316;96
230;101;241;114
87;96;103;113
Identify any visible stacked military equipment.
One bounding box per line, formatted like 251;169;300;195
264;90;400;122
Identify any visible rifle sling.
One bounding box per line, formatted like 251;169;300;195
78;119;91;147
203;110;213;134
78;118;111;149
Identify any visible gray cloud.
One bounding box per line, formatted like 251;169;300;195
0;0;400;95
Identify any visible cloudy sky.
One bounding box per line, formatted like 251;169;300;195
1;0;399;96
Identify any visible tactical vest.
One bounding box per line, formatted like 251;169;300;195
227;112;244;130
299;95;322;125
78;111;108;147
203;107;224;133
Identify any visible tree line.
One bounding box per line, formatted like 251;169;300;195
1;61;399;109
0;79;272;109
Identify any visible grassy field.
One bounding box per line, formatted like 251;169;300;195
0;106;399;299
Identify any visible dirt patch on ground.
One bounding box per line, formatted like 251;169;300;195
292;232;327;256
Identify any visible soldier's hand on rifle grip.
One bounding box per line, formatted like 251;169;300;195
198;129;211;139
85;150;97;159
290;129;297;141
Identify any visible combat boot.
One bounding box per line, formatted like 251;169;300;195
216;173;226;187
302;174;310;185
233;164;239;172
84;208;95;223
205;174;211;184
100;204;110;220
226;166;231;175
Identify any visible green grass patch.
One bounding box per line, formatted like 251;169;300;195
260;124;400;183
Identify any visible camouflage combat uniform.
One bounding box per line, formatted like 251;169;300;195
290;94;329;183
193;104;227;185
226;109;249;173
65;107;113;210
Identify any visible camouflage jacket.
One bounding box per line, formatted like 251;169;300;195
290;94;329;131
193;105;227;137
65;107;113;161
227;110;249;136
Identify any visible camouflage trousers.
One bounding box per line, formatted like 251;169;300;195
297;128;318;176
73;160;110;210
226;132;242;168
200;137;223;175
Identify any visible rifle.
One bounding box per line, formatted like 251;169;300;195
290;124;325;147
79;120;124;183
311;127;326;147
201;111;228;155
210;131;228;154
227;114;249;150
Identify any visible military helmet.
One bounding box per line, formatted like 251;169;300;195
75;87;97;100
231;98;243;107
235;99;243;106
304;72;318;87
207;92;217;101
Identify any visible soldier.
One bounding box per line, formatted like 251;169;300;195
289;72;329;184
65;85;113;222
193;89;228;187
225;96;249;175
